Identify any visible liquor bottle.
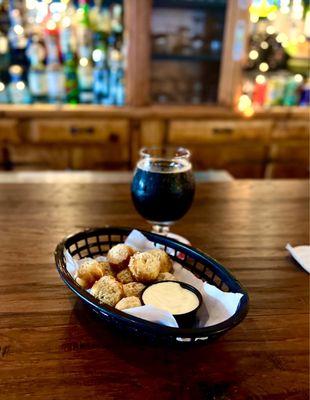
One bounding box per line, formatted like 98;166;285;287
0;0;10;34
59;4;77;58
8;6;28;67
8;64;31;104
0;29;10;84
0;0;10;83
44;10;64;103
0;81;9;103
77;56;93;104
26;34;47;103
115;50;125;106
108;47;124;105
93;31;109;104
89;0;102;32
64;50;79;104
299;78;310;106
110;4;123;50
264;75;285;106
46;61;64;104
76;0;92;60
44;15;61;66
282;77;299;106
252;77;267;106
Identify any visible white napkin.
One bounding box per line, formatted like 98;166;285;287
286;244;310;273
64;229;244;329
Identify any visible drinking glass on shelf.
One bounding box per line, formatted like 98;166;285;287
131;146;195;241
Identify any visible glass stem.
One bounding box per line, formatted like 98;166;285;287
152;224;170;235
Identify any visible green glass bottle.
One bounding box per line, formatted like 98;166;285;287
64;51;79;104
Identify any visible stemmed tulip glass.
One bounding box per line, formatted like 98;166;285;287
131;146;195;243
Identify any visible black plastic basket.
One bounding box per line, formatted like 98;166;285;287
55;227;249;344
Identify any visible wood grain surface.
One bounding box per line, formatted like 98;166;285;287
0;180;308;400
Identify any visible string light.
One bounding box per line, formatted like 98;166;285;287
294;74;303;83
266;25;276;35
238;94;254;117
249;50;259;60
62;16;71;28
276;33;288;43
238;94;252;111
79;57;88;67
26;0;36;10
297;34;306;43
267;11;277;21
92;49;103;63
291;0;304;20
261;41;269;49
16;81;25;91
280;0;290;14
259;62;269;72
52;13;61;22
256;75;266;84
46;20;56;30
14;25;24;35
243;107;255;118
250;14;259;23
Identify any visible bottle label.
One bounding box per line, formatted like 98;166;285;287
80;91;93;103
28;70;48;96
47;70;65;99
78;67;93;89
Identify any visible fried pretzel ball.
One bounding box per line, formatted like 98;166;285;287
107;244;136;272
123;282;145;298
156;272;176;282
75;259;104;289
116;268;134;284
115;296;141;311
129;252;161;283
91;275;123;307
148;249;173;273
97;261;115;277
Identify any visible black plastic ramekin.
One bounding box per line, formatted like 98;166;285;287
141;280;203;328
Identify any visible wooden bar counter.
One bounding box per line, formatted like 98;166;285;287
0;175;308;399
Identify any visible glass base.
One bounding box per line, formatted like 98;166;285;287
148;221;191;245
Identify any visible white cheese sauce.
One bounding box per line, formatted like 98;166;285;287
142;282;199;315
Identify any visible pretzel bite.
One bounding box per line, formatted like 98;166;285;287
97;261;115;277
129;252;161;283
116;268;134;284
148;249;173;273
123;282;145;298
156;272;176;282
75;259;104;289
107;244;136;271
115;296;141;311
91;276;123;307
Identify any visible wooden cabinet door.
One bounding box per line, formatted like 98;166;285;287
0;119;20;143
269;141;309;162
8;144;70;170
70;145;130;170
168;119;272;143
24;119;129;144
272;120;309;140
265;163;309;178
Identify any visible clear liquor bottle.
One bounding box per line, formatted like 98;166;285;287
44;11;64;103
93;30;109;104
26;34;47;103
8;64;31;104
